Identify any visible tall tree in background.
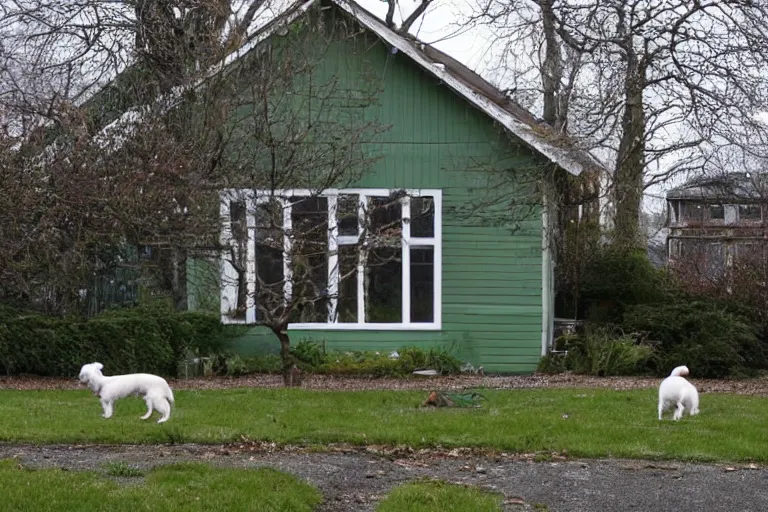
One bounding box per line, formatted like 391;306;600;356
469;0;768;250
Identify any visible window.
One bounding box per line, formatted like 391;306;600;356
681;202;704;222
219;188;442;330
709;204;724;220
738;204;762;221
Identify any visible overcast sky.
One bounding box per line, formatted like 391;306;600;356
351;0;680;214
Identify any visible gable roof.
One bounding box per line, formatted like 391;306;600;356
666;172;767;201
45;0;605;177
335;0;604;177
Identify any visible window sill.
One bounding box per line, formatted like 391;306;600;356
220;318;442;331
289;322;442;331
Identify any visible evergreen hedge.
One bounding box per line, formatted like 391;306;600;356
0;303;228;377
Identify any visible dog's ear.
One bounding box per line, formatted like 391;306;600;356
94;362;104;371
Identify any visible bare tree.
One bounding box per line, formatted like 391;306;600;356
381;0;435;34
0;1;390;328
469;0;768;250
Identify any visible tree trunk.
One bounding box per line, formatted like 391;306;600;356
612;58;647;252
172;246;188;311
539;0;565;130
274;329;302;387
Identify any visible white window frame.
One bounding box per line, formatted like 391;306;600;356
219;188;442;331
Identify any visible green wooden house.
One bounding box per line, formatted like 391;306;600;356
203;0;605;374
70;0;603;373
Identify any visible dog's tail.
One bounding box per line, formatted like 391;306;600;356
669;365;690;377
165;386;175;406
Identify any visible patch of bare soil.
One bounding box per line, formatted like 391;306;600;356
3;373;768;397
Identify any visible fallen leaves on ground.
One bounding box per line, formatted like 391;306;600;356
5;373;768;397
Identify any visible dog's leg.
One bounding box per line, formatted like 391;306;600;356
140;396;154;420
155;397;171;424
658;401;664;420
673;402;684;421
100;399;113;419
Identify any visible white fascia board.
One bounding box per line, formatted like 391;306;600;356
333;0;597;177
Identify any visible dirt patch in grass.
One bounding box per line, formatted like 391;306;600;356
3;373;768;397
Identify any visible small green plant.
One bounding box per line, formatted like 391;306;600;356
290;340;327;369
228;355;247;376
542;327;654;377
104;461;144;478
572;328;654;376
317;346;462;377
162;426;186;445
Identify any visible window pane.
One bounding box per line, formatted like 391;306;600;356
228;199;248;320
682;202;704;222
337;245;358;323
368;194;402;246
252;200;286;319
739;204;761;220
365;247;402;323
410;247;434;323
709;204;724;220
289;197;329;323
411;196;435;237
338;194;359;237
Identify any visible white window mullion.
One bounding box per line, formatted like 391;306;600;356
433;191;442;329
245;191;257;323
219;191;237;321
327;194;339;323
357;193;366;324
401;195;411;325
282;197;293;305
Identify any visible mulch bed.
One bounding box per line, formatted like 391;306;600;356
3;373;768;396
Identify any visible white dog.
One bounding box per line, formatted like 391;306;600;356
658;365;700;421
78;362;175;423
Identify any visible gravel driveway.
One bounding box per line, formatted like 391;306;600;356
1;443;766;512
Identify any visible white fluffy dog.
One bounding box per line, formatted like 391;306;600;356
78;362;175;423
658;365;700;421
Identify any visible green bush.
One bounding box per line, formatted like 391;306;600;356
240;354;283;374
197;343;463;379
622;301;764;378
538;327;654;377
290;340;326;369
0;302;231;377
566;327;655;376
238;341;464;378
581;248;674;322
317;346;462;377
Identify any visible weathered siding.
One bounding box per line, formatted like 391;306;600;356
207;14;547;374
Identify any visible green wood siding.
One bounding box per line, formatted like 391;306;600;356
202;11;548;374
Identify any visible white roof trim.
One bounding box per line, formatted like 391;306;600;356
334;0;595;176
34;0;601;177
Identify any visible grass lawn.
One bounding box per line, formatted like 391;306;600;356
0;459;321;511
377;479;503;512
0;387;766;462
